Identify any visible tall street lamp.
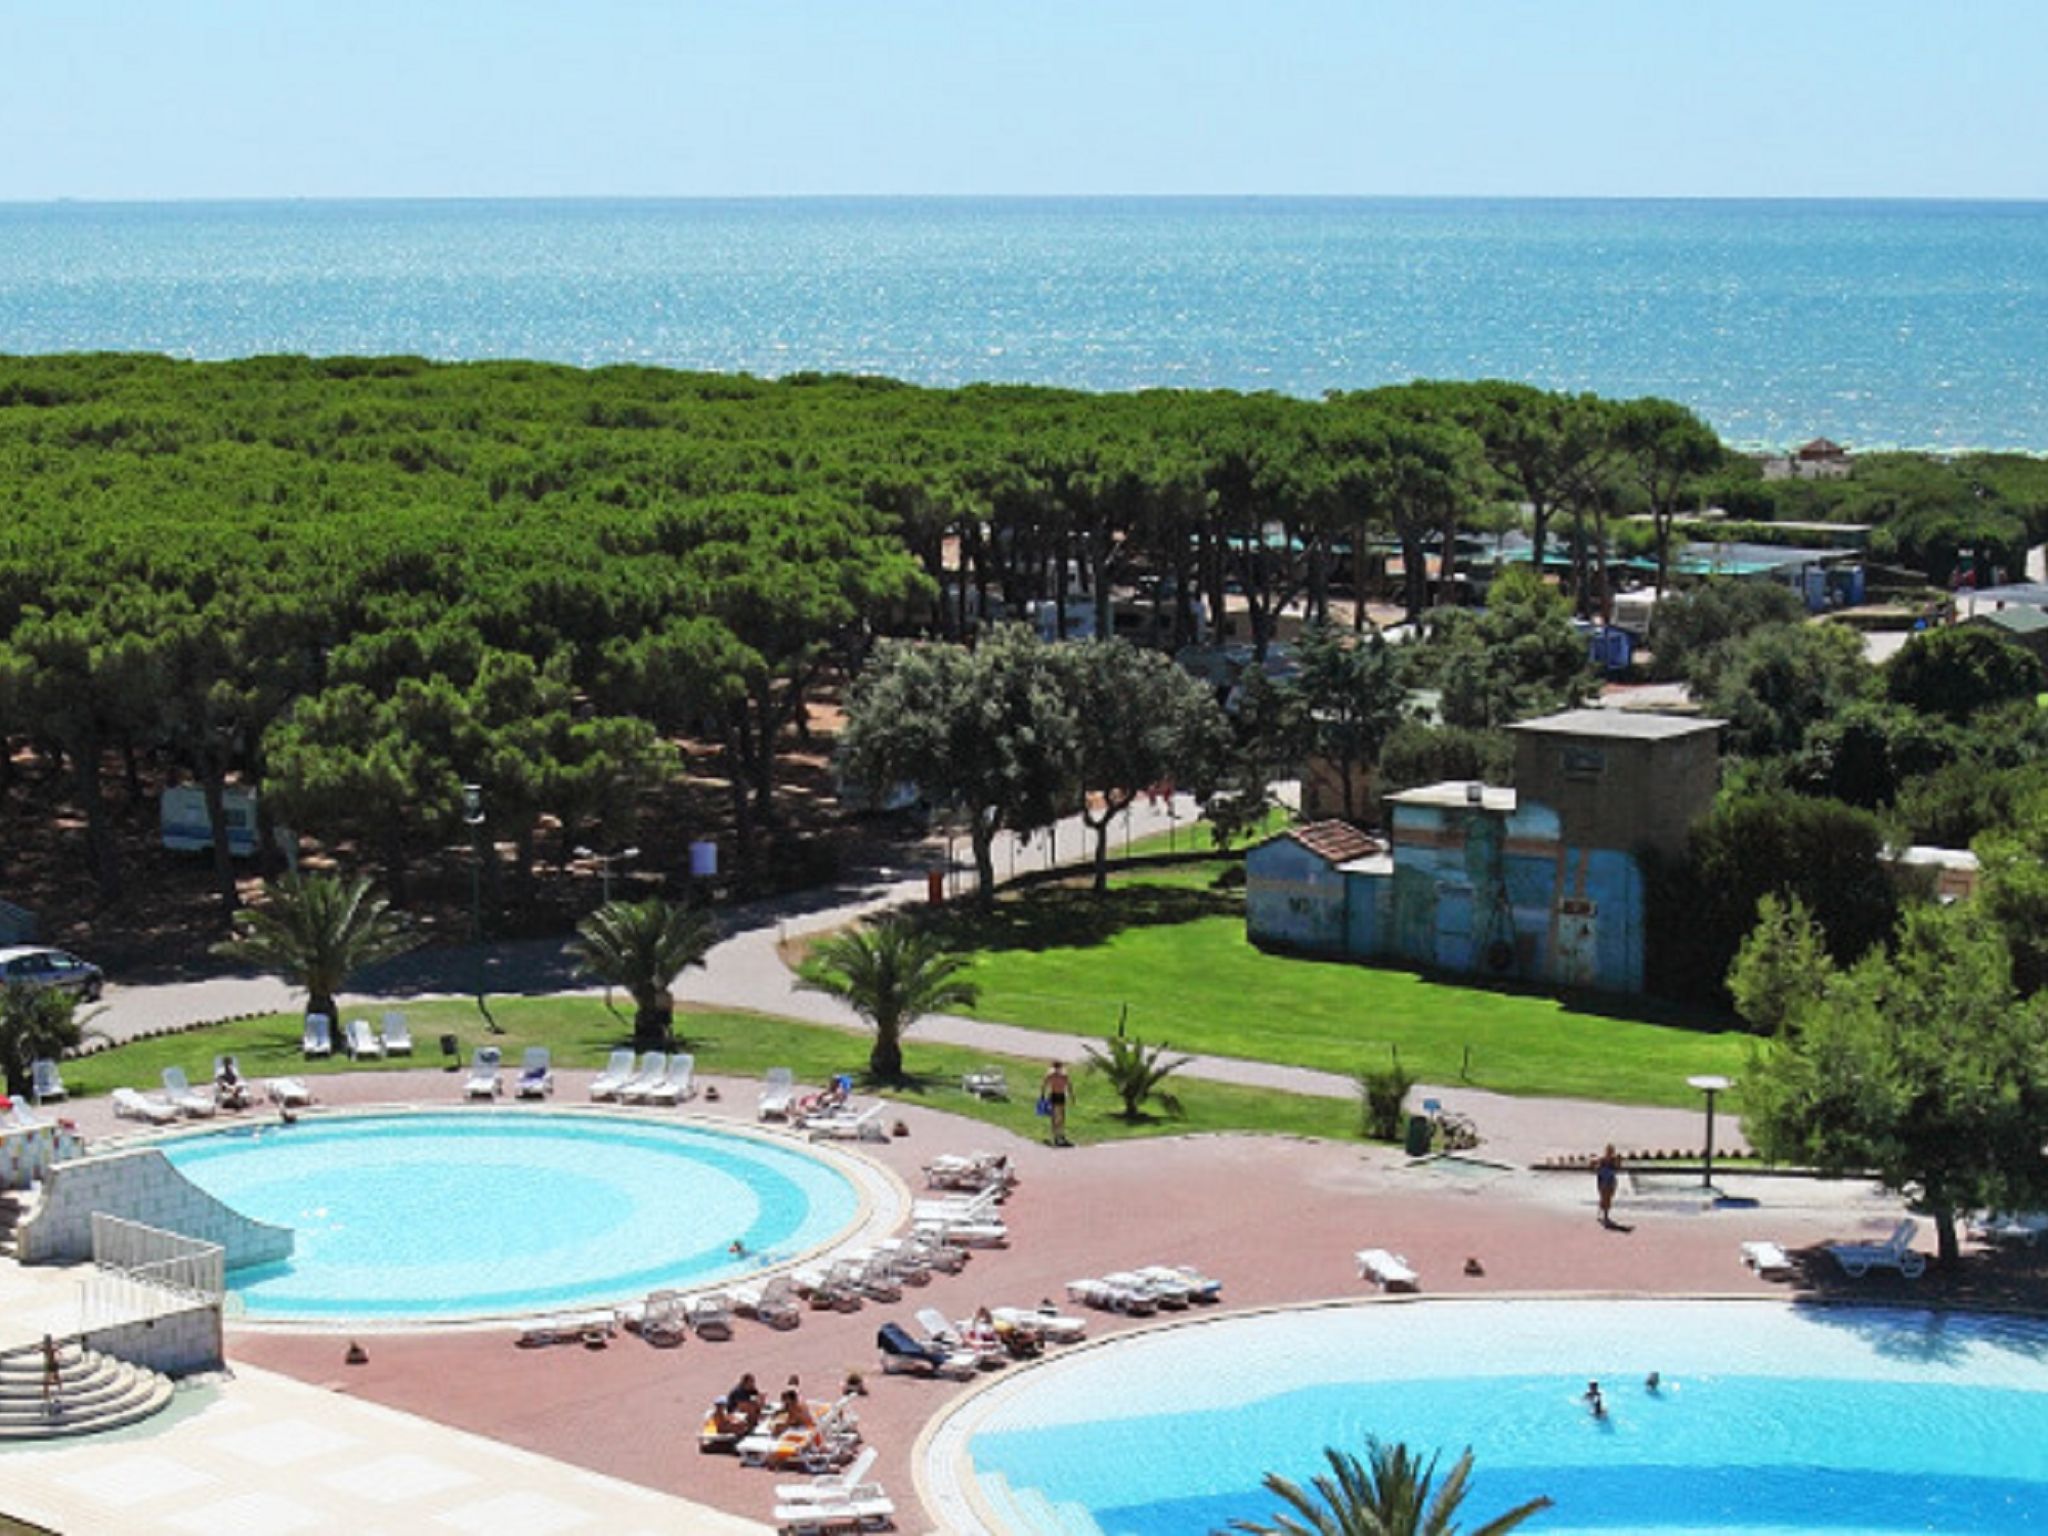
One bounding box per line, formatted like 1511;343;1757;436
463;783;497;1030
575;844;640;907
1688;1074;1734;1194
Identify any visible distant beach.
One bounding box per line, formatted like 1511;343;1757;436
2;196;2046;453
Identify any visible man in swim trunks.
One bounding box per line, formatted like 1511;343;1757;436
1040;1060;1073;1147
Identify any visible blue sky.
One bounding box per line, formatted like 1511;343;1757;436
4;0;2043;200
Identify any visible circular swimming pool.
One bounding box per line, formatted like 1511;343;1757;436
162;1111;867;1321
931;1298;2048;1535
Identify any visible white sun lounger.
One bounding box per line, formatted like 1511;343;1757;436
619;1051;669;1102
302;1013;334;1058
1357;1248;1420;1292
588;1049;637;1100
344;1017;383;1059
161;1066;217;1118
1742;1240;1796;1277
777;1446;879;1506
380;1010;414;1054
643;1052;695;1105
266;1077;314;1108
913;1213;1008;1248
112;1086;179;1124
514;1047;554;1099
464;1046;503;1099
684;1290;736;1339
1828;1218;1926;1279
807;1101;887;1142
775;1489;897;1535
1967;1211;2048;1247
759;1066;797;1120
1065;1276;1156;1315
30;1058;67;1103
1139;1263;1223;1302
732;1274;803;1329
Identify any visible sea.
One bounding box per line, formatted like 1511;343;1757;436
2;196;2046;453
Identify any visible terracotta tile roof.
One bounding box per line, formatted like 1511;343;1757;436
1284;819;1381;864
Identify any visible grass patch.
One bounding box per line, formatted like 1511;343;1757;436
1120;803;1288;859
928;869;1752;1110
58;995;1359;1147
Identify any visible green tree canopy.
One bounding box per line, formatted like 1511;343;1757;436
1886;626;2046;723
1739;901;2048;1265
837;626;1079;905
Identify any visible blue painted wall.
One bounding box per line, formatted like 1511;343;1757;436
1244;835;1350;956
1250;796;1652;994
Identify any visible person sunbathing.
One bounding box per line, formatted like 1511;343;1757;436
771;1388;815;1434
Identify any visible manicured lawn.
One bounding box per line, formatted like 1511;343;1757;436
56;995;1360;1147
931;868;1753;1109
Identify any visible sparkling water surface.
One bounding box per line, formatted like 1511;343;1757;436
162;1112;861;1319
3;198;2047;450
959;1299;2048;1534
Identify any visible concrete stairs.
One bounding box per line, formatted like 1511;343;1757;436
0;1339;175;1440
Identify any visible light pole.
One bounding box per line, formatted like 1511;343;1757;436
574;844;640;907
1688;1074;1733;1194
463;783;497;1030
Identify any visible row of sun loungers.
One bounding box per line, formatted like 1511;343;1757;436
113;1062;314;1124
588;1049;699;1103
461;1046;558;1100
1068;1263;1224;1314
301;1011;415;1059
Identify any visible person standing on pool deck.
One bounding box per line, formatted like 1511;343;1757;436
1595;1144;1621;1226
1040;1061;1073;1147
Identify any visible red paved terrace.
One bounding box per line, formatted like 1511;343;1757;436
45;1066;2048;1532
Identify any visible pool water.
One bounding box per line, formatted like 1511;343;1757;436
162;1111;862;1320
952;1300;2048;1534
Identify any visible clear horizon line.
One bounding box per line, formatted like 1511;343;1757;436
5;190;2048;210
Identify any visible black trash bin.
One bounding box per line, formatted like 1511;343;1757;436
1404;1113;1433;1158
440;1033;459;1069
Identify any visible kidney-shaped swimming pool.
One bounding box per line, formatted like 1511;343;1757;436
163;1110;866;1322
931;1298;2048;1535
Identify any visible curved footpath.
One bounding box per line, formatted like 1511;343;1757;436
86;791;1705;1166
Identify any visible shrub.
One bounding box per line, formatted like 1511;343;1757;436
1356;1052;1415;1142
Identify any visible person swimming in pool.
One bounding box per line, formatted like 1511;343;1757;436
1584;1380;1606;1418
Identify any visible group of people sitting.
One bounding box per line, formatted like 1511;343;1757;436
704;1373;816;1447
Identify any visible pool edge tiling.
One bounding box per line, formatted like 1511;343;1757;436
922;1296;2048;1536
153;1104;904;1328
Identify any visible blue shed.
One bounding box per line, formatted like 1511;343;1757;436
1245;821;1384;958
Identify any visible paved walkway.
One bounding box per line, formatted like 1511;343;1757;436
80;786;1705;1167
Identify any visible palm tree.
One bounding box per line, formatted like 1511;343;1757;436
0;985;83;1100
214;872;419;1024
798;917;977;1082
1226;1439;1552;1536
568;897;717;1051
1084;1008;1193;1121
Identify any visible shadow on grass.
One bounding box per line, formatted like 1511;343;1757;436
1250;940;1748;1037
920;879;1241;956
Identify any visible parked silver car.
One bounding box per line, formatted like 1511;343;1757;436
0;946;104;1002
